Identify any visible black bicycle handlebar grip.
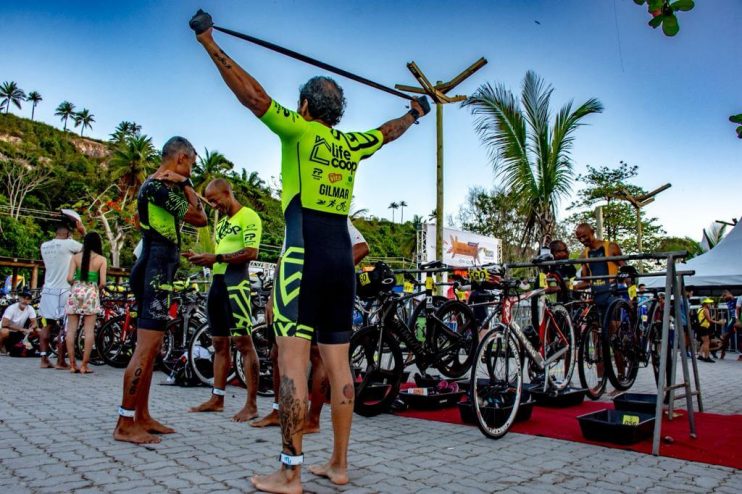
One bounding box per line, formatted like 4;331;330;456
189;9;214;35
416;96;431;116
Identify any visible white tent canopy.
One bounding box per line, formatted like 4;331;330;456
646;219;742;289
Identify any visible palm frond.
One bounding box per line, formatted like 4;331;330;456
463;83;534;196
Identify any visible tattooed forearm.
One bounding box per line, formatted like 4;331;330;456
377;112;416;145
209;48;233;69
278;376;306;465
221;248;258;264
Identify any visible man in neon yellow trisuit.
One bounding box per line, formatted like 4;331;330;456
185;178;262;422
191;10;430;494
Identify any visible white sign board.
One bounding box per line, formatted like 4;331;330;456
424;223;501;266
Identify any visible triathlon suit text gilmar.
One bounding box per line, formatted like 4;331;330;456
130;178;189;330
261;99;383;344
208;206;262;337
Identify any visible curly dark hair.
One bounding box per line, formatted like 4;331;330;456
299;76;346;127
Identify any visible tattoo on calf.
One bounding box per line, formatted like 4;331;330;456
278;376;306;466
340;382;355;406
129;367;143;396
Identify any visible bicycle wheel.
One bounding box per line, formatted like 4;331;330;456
96;314;137;368
349;325;403;417
187;323;238;387
234;323;274;397
430;300;478;378
470;327;523;439
542;304;575;391
578;318;607;400
75;322;105;366
602;298;639;390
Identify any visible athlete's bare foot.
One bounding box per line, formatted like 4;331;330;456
138;417;176;434
69;366;79;374
113;419;161;444
79;366;93;374
54;361;69;370
39;359;53;369
250;410;280;428
189;396;224;413
302;420;320;434
309;462;349;485
250;469;302;494
232;404;258;422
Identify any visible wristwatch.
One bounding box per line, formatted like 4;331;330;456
216;254;224;263
409;108;421;122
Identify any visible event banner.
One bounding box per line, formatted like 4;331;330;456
424;223;501;266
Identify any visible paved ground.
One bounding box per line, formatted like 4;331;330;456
1;354;740;494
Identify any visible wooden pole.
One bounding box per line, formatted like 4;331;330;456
436;102;444;263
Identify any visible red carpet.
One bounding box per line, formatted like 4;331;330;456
395;399;742;470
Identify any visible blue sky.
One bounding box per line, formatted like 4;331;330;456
2;1;740;241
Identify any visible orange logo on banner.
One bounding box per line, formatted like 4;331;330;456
328;173;342;183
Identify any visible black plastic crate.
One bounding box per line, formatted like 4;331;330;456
458;397;534;426
528;385;587;407
398;388;466;409
577;409;655;445
613;393;659;415
354;382;393;403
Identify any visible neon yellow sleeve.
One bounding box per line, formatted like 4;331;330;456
241;209;262;250
346;130;384;160
259;99;308;141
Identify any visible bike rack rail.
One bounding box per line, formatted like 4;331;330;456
397;251;701;456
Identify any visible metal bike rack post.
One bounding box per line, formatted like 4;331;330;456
651;254;700;455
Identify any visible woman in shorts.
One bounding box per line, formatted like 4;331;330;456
65;232;107;374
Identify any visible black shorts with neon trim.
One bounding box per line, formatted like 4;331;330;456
130;238;179;331
207;266;253;338
273;200;354;345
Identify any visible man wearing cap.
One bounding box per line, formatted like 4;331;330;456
0;289;37;355
38;210;85;369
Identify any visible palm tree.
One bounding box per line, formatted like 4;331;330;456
193;149;234;193
388;202;399;223
73;109;95;136
26;91;42;120
701;223;727;252
109;135;159;198
0;81;26;114
464;71;603;243
110;121;142;143
398;200;408;223
55;101;76;131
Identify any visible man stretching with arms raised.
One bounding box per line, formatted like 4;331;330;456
191;10;429;493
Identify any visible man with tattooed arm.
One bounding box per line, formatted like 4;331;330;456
191;9;430;493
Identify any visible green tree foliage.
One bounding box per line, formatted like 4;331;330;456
54;101;75;131
464;71;603;244
457;186;531;261
0;216;45;258
109;135;159;198
110;121;142;144
655;236;702;259
72;108;95;137
730;114;742;139
0;81;26;115
565;162;665;254
26;91;42;121
633;0;695;37
193;149;233;193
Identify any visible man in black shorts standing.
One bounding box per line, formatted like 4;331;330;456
113;137;207;444
191;10;429;493
185;178;263;422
